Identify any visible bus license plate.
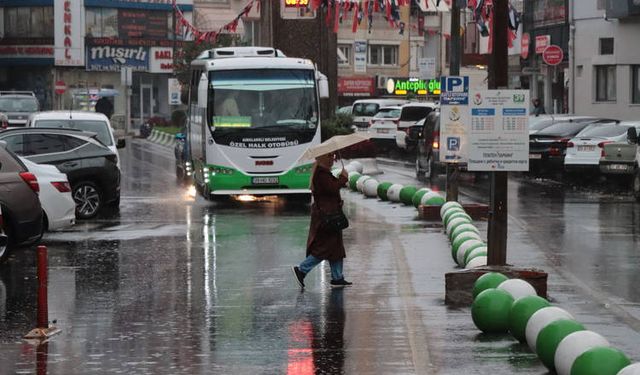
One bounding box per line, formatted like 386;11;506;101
252;177;279;185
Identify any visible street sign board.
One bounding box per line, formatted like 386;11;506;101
439;76;470;163
54;81;66;95
535;35;550;54
542;45;564;66
521;33;530;59
467;90;530;171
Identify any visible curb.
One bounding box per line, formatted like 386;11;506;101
375;157;415;169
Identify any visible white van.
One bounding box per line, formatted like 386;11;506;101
351;98;410;132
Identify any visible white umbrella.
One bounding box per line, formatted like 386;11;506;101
301;132;371;161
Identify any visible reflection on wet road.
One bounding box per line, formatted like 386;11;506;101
0;140;639;374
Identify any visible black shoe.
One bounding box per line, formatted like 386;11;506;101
330;278;353;288
291;266;306;288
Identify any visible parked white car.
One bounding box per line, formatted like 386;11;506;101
564;121;639;173
368;106;402;146
350;98;410;133
20;158;75;231
27;111;125;169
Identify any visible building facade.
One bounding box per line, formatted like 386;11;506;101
570;0;640;120
0;0;196;128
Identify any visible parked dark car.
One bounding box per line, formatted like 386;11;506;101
528;119;617;173
0;141;43;262
0;91;39;127
528;115;599;135
415;111;445;180
0;128;120;219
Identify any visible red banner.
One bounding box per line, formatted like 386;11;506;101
337;77;375;97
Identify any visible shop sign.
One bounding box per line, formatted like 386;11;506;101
87;45;149;72
337;77;374;97
284;0;310;7
55;0;85;66
386;77;440;96
118;9;167;39
521;33;530;59
0;45;54;59
535;35;550;54
150;47;174;73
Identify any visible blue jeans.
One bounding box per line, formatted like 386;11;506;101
299;255;344;281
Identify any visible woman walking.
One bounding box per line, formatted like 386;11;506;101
292;152;352;289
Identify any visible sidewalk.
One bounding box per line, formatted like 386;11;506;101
345;163;640;374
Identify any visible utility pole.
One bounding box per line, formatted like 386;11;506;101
445;0;461;202
486;0;509;266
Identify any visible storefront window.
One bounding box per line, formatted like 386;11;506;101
3;7;53;38
338;44;351;66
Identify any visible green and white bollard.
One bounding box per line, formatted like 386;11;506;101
536;319;586;370
363;178;380;198
525;306;575;353
445;217;471;236
412;188;431;208
497;279;537;301
399;186;418;205
509;295;550;342
465;255;487;268
471;288;514;333
472;272;509;299
449;223;480;241
463;247;487;267
356;175;371;193
554;331;610;375
348;173;362;191
617;363;640;375
420;191;446;206
387;184;404;202
456;241;485;266
440;201;463;218
570;347;630;375
377;182;393;201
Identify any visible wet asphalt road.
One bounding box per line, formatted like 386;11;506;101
0;139;639;374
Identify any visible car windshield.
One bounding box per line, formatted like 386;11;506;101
576;124;629;138
0;97;38;112
352;103;380;117
374;108;400;118
400;106;433;121
33;119;113;146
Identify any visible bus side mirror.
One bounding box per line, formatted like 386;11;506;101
116;139;126;149
317;72;329;99
628;127;638;144
198;73;208;108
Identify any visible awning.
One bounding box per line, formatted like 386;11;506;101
195;9;245;35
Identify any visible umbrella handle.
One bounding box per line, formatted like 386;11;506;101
337;151;345;169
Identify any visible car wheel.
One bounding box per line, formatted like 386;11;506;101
633;169;640;202
73;181;102;219
0;212;13;262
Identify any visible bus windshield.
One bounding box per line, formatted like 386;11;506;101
208;69;318;136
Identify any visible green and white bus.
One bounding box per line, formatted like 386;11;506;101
185;47;328;201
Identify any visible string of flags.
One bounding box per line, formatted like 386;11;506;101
172;0;519;46
172;0;260;44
